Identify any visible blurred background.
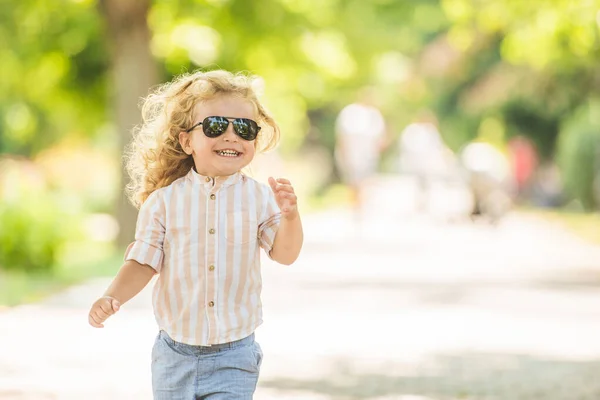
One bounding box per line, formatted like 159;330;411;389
1;0;600;399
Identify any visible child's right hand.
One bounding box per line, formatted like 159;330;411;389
88;296;121;328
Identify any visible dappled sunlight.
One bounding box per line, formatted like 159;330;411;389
300;31;357;79
258;353;600;399
162;23;221;66
2;0;600;398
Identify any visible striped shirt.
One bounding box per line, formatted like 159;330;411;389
124;167;281;345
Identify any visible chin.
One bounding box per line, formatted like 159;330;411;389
215;164;245;176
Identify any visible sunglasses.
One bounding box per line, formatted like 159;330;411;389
186;116;261;141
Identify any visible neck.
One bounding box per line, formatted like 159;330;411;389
193;165;238;179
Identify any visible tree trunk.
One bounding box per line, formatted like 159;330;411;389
99;0;158;249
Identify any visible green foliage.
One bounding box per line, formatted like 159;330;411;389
0;159;82;274
0;192;79;273
557;100;600;210
0;0;108;156
2;0;600;206
431;0;599;146
502;99;560;160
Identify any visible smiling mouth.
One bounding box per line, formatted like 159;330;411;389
215;150;242;157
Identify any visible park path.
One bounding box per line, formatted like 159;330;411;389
1;177;600;399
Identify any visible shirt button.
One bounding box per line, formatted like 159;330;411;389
209;228;215;234
209;265;215;271
208;301;215;307
210;194;216;200
205;177;211;182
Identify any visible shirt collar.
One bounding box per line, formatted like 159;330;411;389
187;167;244;189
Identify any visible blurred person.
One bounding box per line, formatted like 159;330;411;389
397;111;453;212
529;162;564;208
507;136;538;197
334;87;386;219
88;70;303;399
459;141;514;223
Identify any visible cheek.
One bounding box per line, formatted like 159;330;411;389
244;144;256;158
193;135;213;152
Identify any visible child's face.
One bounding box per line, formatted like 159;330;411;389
180;95;257;177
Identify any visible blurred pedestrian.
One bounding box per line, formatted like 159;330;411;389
397;110;452;212
334;87;386;219
507;136;538;197
460;141;514;223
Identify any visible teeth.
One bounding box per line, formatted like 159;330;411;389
217;150;239;157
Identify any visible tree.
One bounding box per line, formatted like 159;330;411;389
98;0;159;248
427;0;600;156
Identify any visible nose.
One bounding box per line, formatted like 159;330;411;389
222;122;238;142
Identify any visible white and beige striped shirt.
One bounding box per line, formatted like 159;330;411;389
124;167;281;346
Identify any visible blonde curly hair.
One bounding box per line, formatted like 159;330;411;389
124;70;280;208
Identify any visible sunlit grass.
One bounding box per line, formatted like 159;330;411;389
305;183;353;213
522;208;600;245
0;241;122;307
0;271;63;307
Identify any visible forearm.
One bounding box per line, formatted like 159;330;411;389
270;214;303;265
103;260;156;304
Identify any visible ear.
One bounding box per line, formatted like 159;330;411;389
179;131;192;155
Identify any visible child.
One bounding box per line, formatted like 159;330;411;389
88;70;303;399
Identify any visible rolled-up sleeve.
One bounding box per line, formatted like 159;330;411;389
258;186;281;258
124;190;165;272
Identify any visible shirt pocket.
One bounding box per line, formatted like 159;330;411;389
224;211;258;245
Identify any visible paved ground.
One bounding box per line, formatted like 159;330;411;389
2;177;600;399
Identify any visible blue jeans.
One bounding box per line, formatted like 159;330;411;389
151;330;263;399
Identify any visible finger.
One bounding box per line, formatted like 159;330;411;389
275;184;295;193
95;308;110;320
111;299;121;313
268;177;278;192
276;191;288;203
93;309;108;322
89;313;104;328
278;192;297;203
99;301;114;316
276;178;291;185
101;296;121;313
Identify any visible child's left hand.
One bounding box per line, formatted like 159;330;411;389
268;177;298;219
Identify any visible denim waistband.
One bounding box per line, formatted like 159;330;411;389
159;330;254;354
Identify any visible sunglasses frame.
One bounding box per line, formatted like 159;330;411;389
186;116;261;141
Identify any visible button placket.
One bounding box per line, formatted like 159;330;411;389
208;192;217;235
205;185;218;344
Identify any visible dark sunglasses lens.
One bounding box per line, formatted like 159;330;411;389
233;119;259;140
203;117;228;137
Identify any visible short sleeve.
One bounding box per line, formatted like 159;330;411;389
258;184;281;258
124;190;165;272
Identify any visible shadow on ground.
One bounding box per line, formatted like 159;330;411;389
261;353;600;399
